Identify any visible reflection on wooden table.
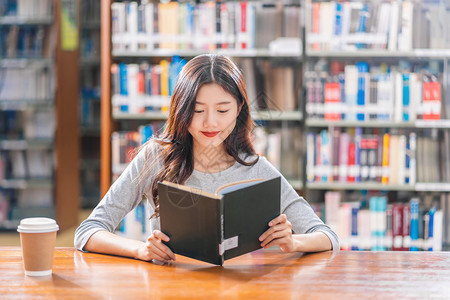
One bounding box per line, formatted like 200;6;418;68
1;247;450;299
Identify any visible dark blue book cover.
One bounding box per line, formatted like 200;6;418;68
356;62;369;121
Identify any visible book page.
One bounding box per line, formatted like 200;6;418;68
216;178;263;195
161;181;220;199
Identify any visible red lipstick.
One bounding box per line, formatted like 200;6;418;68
201;131;219;138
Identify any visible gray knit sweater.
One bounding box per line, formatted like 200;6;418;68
74;140;339;252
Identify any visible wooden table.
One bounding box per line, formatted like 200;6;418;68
1;247;450;299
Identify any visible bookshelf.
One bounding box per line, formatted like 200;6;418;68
79;0;101;208
303;0;450;251
100;0;305;196
0;0;80;231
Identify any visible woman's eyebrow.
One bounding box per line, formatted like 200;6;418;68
195;101;232;105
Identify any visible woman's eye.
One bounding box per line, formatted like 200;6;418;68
218;110;230;113
194;110;204;113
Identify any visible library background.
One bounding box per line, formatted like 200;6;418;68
0;0;449;252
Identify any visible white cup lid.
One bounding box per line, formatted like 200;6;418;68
17;218;59;233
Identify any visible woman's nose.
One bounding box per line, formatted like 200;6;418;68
203;111;218;128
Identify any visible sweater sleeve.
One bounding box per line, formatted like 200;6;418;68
257;157;340;251
74;142;159;251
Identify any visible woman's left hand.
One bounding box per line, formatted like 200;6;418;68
259;214;296;253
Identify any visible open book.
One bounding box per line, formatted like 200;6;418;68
158;177;281;265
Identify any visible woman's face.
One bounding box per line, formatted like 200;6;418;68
188;83;240;151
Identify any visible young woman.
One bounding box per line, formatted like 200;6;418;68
74;54;339;263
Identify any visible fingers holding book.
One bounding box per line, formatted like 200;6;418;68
137;230;177;263
259;214;295;253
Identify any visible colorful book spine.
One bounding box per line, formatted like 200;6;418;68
422;81;441;120
324;82;341;120
344;65;358;121
402;73;411;121
239;1;247;49
402;203;411;251
351;205;359;250
381;133;390;184
386;204;393;250
392;203;404;251
427;207;435;251
378;197;387;251
356;62;369;121
325;191;341;233
370;197;387;251
376;73;392;120
331;128;341;182
355;4;368;49
315;133;321;182
306;132;316;183
398;135;407;185
432;210;443;251
409;198;420;251
334;2;343;37
354;127;362;182
220;3;229;49
407;132;416;185
347;141;356;182
159;60;169;97
338;73;346;119
320;130;330;182
370;197;377;250
118;63;128;97
311;2;321;51
367;136;379;182
339;132;350;182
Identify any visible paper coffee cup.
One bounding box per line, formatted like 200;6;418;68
17;218;59;276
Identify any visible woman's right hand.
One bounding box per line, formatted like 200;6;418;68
135;230;176;263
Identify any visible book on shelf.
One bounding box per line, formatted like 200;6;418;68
237;58;259;112
80;29;100;59
369;196;387;251
324;81;340;120
304;126;450;186
306;0;450;51
0;149;53;181
252;128;301;187
158;177;281;265
262;61;296;111
236;58;301;113
23;110;54;139
17;187;52;208
111;57;302;116
80;0;100;25
111;124;157;180
441;193;450;250
324;191;340;233
110;1;300;52
1;0;52;17
0;64;53;101
305;60;447;124
0;25;52;59
110;57;186;114
110;121;164;161
116;200;149;242
322;191;446;251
